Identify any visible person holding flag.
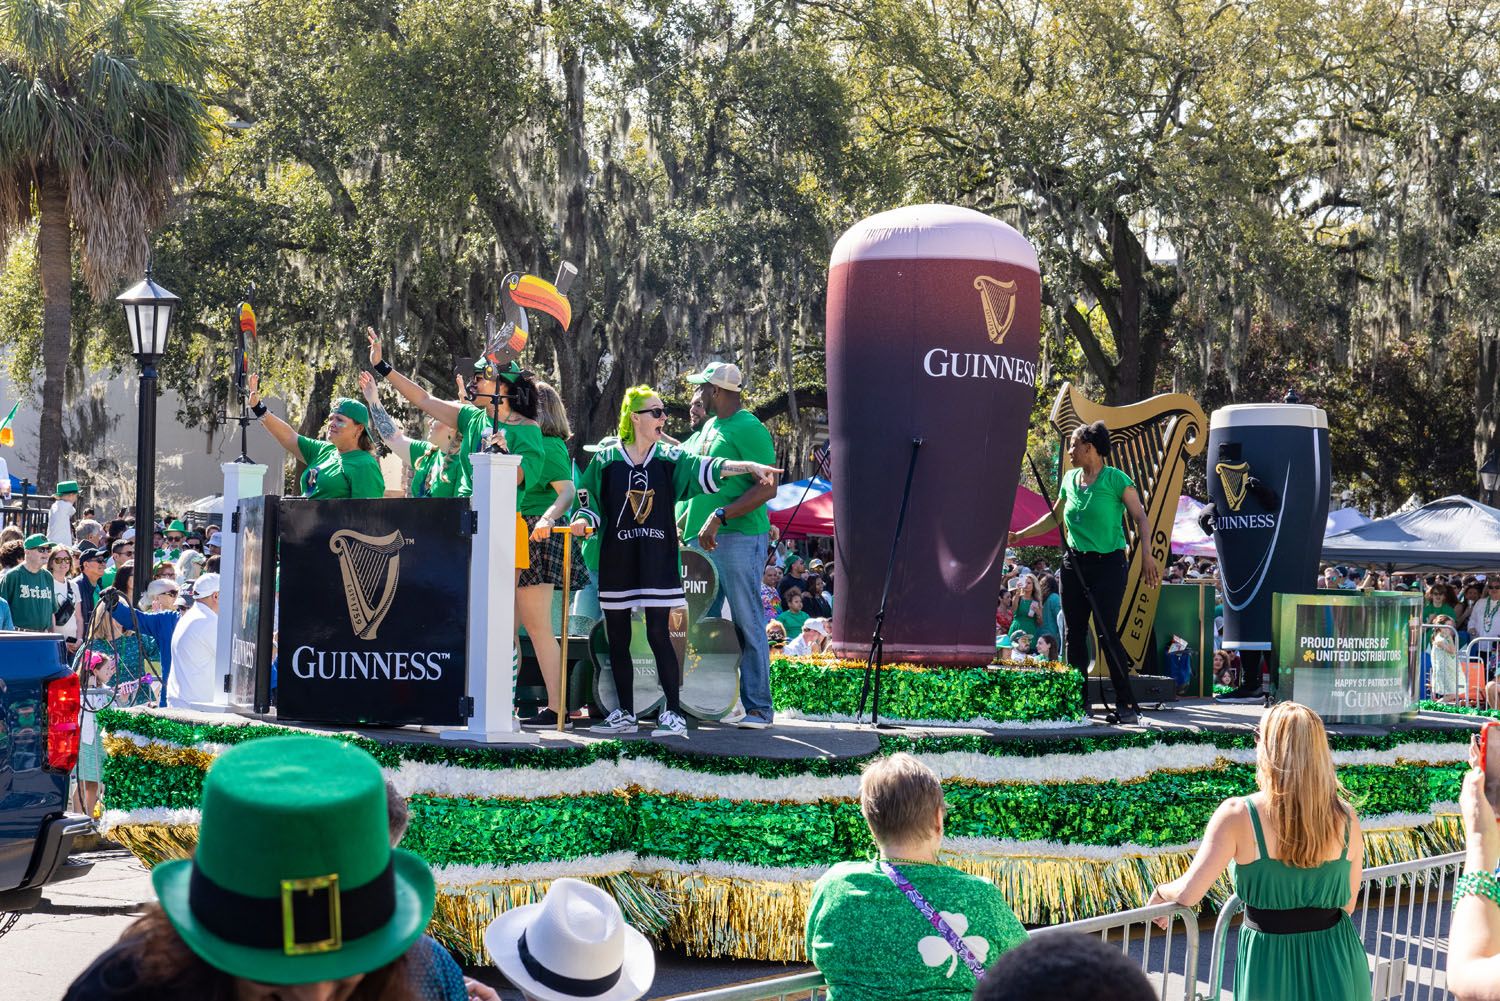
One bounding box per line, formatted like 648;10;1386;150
0;400;17;501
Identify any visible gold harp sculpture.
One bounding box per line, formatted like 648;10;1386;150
329;529;407;641
1049;383;1208;672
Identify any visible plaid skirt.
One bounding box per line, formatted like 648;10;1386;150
518;516;592;590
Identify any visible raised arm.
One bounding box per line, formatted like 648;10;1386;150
247;374;302;457
358;371;415;464
367;327;464;430
720;460;781;485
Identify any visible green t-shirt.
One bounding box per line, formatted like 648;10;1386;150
1424;602;1457;624
520;436;574;517
297;435;386;500
0;565;58;631
776;608;810;635
453;405;545;501
806;860;1028;1001
1059;464;1134;554
408;441;462;499
678;409;775;538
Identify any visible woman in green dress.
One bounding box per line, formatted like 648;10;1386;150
1148;701;1368;1000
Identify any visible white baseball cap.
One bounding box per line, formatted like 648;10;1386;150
121;527;136;542
803;618;829;637
685;361;744;393
192;573;221;598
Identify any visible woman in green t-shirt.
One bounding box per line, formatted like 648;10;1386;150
357;370;464;498
517;382;591;728
1009;421;1160;723
246;374;385;499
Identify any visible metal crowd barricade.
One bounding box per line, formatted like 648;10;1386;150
1459;637;1500;706
1036;901;1202;1001
1417;622;1462;701
664;972;826;1001
1207;851;1464;1000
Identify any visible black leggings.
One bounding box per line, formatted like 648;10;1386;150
604;607;680;715
1060;550;1134;710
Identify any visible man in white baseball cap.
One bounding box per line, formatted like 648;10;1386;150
165;573;221;710
680;359;779;729
485;877;654;1001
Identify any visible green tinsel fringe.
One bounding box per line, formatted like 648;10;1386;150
101;751;1466;869
770;657;1083;722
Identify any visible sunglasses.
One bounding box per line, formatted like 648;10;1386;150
635;407;668;418
166;535;183;542
185;542;202;551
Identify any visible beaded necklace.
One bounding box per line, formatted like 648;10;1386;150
1481;596;1500;636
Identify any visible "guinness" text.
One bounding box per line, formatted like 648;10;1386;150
922;348;1037;386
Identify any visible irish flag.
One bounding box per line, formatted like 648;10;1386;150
0;401;16;447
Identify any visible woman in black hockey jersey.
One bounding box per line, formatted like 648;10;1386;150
571;384;780;738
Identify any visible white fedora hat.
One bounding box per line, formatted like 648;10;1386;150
485;878;654;1001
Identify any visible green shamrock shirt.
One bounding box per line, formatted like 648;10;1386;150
297;435;385;499
0;565;59;631
806;860;1028;1001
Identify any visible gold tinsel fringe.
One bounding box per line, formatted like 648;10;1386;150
431;874;672;966
103;733;216;770
104;816;1467;962
108;823;199;867
643;870;815;962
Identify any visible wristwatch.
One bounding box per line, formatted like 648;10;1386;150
714;507;728;525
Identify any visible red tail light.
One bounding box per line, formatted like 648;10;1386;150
46;674;81;772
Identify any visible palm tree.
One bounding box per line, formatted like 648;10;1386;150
0;0;211;489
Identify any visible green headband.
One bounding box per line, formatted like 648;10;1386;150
332;398;370;426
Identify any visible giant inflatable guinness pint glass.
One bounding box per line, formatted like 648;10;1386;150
826;205;1040;666
1207;404;1331;658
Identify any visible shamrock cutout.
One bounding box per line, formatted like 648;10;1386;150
917;911;989;977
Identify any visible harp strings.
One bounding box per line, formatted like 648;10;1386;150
332;531;404;629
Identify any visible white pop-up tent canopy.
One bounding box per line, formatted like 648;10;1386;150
1321;495;1500;572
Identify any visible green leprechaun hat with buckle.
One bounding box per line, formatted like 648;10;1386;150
152;735;435;984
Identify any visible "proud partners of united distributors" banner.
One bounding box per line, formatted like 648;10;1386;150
1274;591;1421;724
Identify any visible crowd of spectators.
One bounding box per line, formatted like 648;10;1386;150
2;484;227;816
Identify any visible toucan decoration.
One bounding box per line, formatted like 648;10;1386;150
477;262;578;377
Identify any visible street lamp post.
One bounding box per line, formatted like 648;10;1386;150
1481;451;1499;508
116;271;179;604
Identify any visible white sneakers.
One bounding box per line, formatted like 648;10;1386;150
590;709;638;734
589;708;689;738
652;709;688;738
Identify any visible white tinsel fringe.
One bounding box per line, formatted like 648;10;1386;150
432;853;640;888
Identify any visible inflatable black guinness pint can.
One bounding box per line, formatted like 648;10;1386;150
1207;405;1331;654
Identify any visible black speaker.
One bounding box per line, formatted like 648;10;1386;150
1088;674;1178;708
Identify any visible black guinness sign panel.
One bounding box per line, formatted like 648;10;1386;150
277;498;472;726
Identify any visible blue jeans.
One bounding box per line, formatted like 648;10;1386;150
696;532;774;718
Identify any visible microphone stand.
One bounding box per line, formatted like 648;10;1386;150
855;438;922;728
1024;450;1141;724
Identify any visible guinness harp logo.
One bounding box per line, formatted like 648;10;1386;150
330;529;406;640
974;276;1018;345
1216;461;1251;512
622;468;654;524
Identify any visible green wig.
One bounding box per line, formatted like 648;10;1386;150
617;385;658;445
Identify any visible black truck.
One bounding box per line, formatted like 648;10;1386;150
0;631;93;920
